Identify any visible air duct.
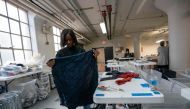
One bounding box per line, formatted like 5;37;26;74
107;5;112;40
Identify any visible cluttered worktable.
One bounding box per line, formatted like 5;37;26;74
0;69;42;92
129;60;156;67
93;72;164;109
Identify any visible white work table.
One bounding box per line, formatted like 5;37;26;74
119;57;134;61
94;72;164;107
106;63;125;68
94;78;164;104
0;69;42;92
129;60;156;67
181;88;190;101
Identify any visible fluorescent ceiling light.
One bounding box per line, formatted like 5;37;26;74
100;22;107;34
155;39;164;43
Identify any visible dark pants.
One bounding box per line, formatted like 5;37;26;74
154;65;169;69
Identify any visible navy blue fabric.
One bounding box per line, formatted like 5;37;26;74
52;50;98;109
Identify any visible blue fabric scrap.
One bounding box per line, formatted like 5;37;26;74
132;93;153;96
96;94;104;96
140;83;150;88
153;91;160;95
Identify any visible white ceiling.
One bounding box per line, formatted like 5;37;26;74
11;0;168;42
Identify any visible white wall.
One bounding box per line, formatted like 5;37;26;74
34;16;56;61
85;36;130;58
140;36;168;57
125;37;134;53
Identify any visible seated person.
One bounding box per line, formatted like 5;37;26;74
124;48;130;57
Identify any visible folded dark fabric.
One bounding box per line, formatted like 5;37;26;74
52;50;98;109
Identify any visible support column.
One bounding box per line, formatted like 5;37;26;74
155;0;190;71
132;33;141;59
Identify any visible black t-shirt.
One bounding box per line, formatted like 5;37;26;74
56;46;85;58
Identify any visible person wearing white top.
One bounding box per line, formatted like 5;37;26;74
157;41;169;69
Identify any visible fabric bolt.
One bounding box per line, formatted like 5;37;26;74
52;50;98;109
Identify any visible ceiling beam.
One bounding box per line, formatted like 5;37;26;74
120;0;137;35
136;0;147;15
128;14;167;20
63;0;99;37
113;0;119;36
9;0;92;43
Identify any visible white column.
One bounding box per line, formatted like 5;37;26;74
132;33;141;59
155;0;190;71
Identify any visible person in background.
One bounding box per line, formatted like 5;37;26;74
124;48;130;57
46;29;98;109
166;41;169;47
157;41;169;69
165;41;169;66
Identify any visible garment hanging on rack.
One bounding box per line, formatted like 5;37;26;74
52;50;98;109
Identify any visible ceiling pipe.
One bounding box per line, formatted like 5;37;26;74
33;0;91;42
9;0;92;43
32;0;71;27
42;0;75;23
128;14;166;20
56;0;76;22
113;0;119;36
101;11;109;40
107;5;112;40
28;0;74;29
136;0;147;15
65;0;98;37
120;0;137;35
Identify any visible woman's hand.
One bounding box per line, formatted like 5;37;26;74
46;59;55;68
93;49;99;58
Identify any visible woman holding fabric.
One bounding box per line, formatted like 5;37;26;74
47;29;98;109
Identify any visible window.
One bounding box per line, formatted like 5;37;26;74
0;0;32;65
53;26;61;52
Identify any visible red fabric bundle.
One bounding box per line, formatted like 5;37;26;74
115;72;139;85
118;72;139;78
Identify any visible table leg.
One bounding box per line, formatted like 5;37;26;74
49;74;53;90
170;82;175;92
95;104;106;109
136;104;142;109
112;104;116;109
5;81;8;92
128;104;142;109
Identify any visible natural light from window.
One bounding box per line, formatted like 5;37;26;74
53;26;61;52
0;0;32;65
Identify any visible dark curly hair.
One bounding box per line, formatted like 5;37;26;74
60;29;78;47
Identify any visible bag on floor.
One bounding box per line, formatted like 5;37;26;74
16;79;37;108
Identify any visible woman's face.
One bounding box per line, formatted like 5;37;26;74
65;34;74;48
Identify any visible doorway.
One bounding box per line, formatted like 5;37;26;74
94;47;113;72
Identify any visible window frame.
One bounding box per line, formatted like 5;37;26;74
0;0;33;65
53;26;61;52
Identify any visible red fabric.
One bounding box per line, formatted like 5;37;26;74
118;72;139;78
115;72;139;85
